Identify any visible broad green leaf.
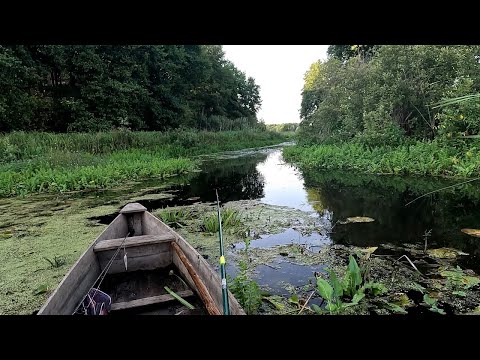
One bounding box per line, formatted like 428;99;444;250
412;282;426;294
461;228;480;238
32;284;48;296
452;290;467;297
384;302;408;314
311;304;324;314
326;303;338;312
263;296;285;310
327;269;343;300
316;278;333;302
288;294;299;304
423;294;437;306
363;282;387;296
429;306;446;315
351;292;365;304
347;255;362;288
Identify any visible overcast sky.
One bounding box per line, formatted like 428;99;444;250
223;45;329;124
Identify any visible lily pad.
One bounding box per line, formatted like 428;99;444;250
461;228;480;237
427;247;469;259
341;217;375;224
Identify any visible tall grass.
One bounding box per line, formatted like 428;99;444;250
201;208;242;234
0;130;287;197
0;129;285;163
283;140;480;178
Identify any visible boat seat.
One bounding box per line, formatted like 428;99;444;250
93;234;175;253
110;290;194;311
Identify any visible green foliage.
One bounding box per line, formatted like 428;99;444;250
0;130;285;198
0;45;262;133
228;238;262;315
300;45;480;146
266;123;299;132
164;286;195;310
283;139;480;178
314;255;386;314
32;284;49;296
159;208;192;228
440;266;480;290
43;256;66;268
201;208;242;234
423;294;446;314
383;302;408;314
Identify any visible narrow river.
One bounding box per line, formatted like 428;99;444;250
91;145;480;306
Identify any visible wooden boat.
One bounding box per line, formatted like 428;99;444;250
38;202;245;315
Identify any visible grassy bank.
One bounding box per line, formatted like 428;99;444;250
283;140;480;178
0;130;286;197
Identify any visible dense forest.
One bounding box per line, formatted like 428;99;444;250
284;45;480;178
299;45;480;145
0;45;262;132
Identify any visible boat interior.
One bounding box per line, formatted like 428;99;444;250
38;203;245;315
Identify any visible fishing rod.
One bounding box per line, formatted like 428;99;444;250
216;189;230;315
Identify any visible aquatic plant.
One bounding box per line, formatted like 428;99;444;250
0;130;287;198
44;256;66;268
160;209;192;228
228;237;262;315
312;255;386;314
284;140;480;178
201;208;242;234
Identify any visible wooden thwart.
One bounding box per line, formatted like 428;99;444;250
111;290;194;311
93;234;174;252
171;242;222;315
120;203;147;214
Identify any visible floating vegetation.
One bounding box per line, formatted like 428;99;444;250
427;248;469;259
461;228;480;237
32;284;49;296
339;216;375;224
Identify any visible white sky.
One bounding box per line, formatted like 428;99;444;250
223;45;329;124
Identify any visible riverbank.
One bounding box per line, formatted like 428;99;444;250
283;140;480;178
0;130;286;197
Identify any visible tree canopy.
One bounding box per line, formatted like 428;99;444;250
0;45;262;132
300;45;480;145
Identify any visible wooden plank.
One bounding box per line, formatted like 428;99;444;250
120;202;147;214
96;243;171;262
172;242;221;315
38;214;126;315
130;213;143;236
93;234;174;252
97;214;128;242
98;250;172;274
111;290;194;311
142;211;172;235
